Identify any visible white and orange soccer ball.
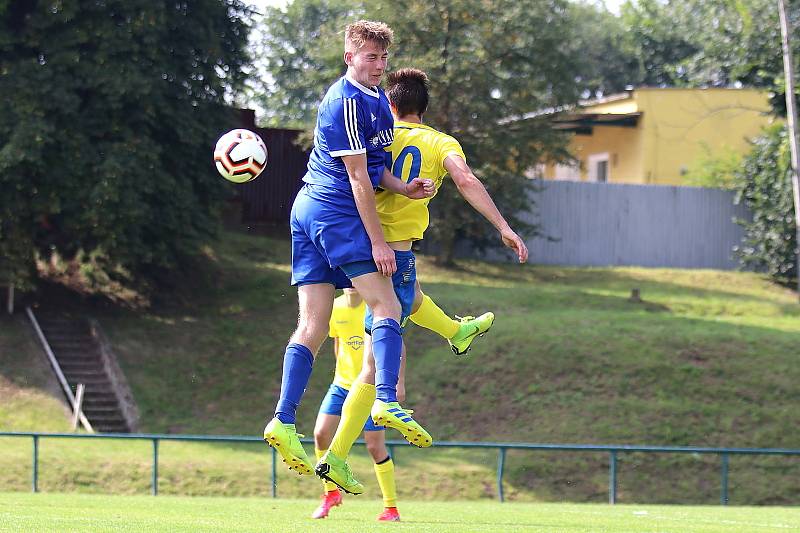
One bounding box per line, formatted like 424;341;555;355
213;129;268;183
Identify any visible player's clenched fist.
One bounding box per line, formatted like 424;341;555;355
405;178;435;199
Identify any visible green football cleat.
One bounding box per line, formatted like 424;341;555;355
371;400;433;448
263;418;314;475
315;450;364;495
448;312;495;356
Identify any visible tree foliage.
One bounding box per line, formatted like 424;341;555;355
255;0;363;128
565;1;641;98
0;1;251;291
733;124;797;283
256;0;583;263
619;0;800;106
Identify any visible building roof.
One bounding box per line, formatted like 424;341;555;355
551;111;641;134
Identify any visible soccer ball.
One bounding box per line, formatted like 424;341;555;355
213;129;268;183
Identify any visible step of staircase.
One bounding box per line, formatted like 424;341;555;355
34;312;132;433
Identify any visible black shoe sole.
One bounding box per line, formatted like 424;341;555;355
314;462;362;495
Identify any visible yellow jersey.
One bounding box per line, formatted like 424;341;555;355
328;295;366;389
377;120;466;242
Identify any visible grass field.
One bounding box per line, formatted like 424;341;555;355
2;230;800;504
1;492;798;533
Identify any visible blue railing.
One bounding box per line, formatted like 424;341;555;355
2;431;799;504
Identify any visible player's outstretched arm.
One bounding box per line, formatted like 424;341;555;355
379;167;435;199
443;155;529;263
342;154;397;276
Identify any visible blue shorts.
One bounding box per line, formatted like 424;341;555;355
290;183;378;288
319;383;384;432
365;250;416;334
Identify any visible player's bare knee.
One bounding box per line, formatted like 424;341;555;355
290;323;327;354
365;437;387;461
372;300;401;322
314;427;333;450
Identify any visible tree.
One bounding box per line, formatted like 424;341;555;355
256;0;582;263
254;0;363;128
618;0;800;105
733;124;797;283
565;1;641;98
0;1;251;294
619;0;701;86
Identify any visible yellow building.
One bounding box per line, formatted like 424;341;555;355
541;88;775;185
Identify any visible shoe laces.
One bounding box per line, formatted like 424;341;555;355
341;461;357;483
454;314;476;322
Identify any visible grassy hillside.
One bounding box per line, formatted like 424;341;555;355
1;230;799;504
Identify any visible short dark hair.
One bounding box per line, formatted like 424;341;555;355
386;68;429;117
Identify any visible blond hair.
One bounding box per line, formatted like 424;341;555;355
344;20;393;53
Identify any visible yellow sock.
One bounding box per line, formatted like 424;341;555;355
329;382;376;459
410;294;459;339
373;458;397;508
315;447;338;493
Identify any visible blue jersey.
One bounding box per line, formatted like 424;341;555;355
304;75;394;191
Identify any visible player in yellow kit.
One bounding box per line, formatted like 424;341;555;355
315;68;529;493
311;288;403;521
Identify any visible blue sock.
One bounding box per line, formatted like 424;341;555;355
371;318;403;403
274;343;314;424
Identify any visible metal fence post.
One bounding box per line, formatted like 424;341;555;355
720;453;729;505
609;450;618;504
32;435;39;493
152;438;159;496
271;446;277;498
497;447;507;503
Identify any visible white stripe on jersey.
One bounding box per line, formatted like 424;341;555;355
343;98;362;151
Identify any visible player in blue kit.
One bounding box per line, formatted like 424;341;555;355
262;21;435;483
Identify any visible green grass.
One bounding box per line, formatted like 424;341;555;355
0;316;70;432
2;230;800;505
1;492;798;532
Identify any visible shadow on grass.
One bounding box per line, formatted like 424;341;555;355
417;255;800;316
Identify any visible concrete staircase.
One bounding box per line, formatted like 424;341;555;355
34;313;137;433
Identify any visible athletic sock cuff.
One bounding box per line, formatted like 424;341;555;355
371;318;401;335
287;342;314;364
349;381;377;407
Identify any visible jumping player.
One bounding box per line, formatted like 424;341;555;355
261;22;434;481
315;68;528;493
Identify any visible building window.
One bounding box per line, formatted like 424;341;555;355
587;153;610;183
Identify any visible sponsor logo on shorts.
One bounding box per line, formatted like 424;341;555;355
402;256;415;284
